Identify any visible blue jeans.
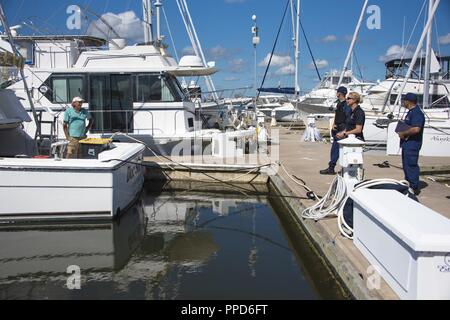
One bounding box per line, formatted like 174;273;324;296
402;148;420;190
329;131;342;168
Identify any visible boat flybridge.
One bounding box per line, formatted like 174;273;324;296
0;37;145;221
6;34;254;156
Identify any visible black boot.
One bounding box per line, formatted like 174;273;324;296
319;167;336;175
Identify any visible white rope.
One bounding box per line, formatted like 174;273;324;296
301;174;347;220
337;178;410;239
301;172;411;240
279;162;319;200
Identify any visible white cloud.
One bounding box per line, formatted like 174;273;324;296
209;45;228;60
308;59;329;69
275;64;295;75
378;45;415;62
439;33;450;45
258;53;291;67
320;35;337;43
182;46;196;55
86;11;144;44
229;58;246;73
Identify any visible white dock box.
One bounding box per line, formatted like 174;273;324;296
350;189;450;300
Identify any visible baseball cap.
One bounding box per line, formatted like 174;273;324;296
72;96;85;103
404;93;418;102
336;86;348;95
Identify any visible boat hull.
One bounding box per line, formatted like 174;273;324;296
0;143;145;221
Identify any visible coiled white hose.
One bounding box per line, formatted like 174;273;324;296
302;174;411;240
337;178;410;239
301;175;347;220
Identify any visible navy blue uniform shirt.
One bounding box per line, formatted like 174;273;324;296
346;105;365;141
334;101;351;132
400;105;425;150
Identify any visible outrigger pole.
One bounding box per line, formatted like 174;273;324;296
337;0;369;87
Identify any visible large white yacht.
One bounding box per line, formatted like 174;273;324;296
0;34;145;221
362;55;450;144
5;34;240;155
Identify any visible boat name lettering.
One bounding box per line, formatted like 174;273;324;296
430;136;450;143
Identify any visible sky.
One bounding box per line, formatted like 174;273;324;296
2;0;450;93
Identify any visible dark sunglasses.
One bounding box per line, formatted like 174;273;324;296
346;97;355;100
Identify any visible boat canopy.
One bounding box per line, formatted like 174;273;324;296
257;87;296;95
0;89;32;127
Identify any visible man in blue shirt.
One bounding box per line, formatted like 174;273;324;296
63;97;93;158
320;86;351;175
397;93;425;195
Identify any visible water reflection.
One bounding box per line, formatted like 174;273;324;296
0;188;346;300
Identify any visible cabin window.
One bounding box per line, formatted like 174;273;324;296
44;75;85;104
342;77;352;84
135;74;183;102
89;74;133;133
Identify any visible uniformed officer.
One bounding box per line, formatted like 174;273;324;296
320;86;351;175
336;92;365;141
397;93;425;195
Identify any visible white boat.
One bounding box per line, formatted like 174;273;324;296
3;1;255;157
297;70;374;115
254;94;299;122
361;55;450;144
0;19;146;221
383;0;450;156
0;141;145;221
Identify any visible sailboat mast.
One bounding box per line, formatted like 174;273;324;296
338;0;369;87
294;0;300;97
423;0;434;109
143;0;153;43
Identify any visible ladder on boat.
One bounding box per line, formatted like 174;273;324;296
35;111;58;155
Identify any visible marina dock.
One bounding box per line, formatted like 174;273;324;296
144;125;450;300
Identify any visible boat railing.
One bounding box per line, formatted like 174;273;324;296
187;86;252;104
86;109;159;136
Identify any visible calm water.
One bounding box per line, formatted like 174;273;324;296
0;184;348;300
